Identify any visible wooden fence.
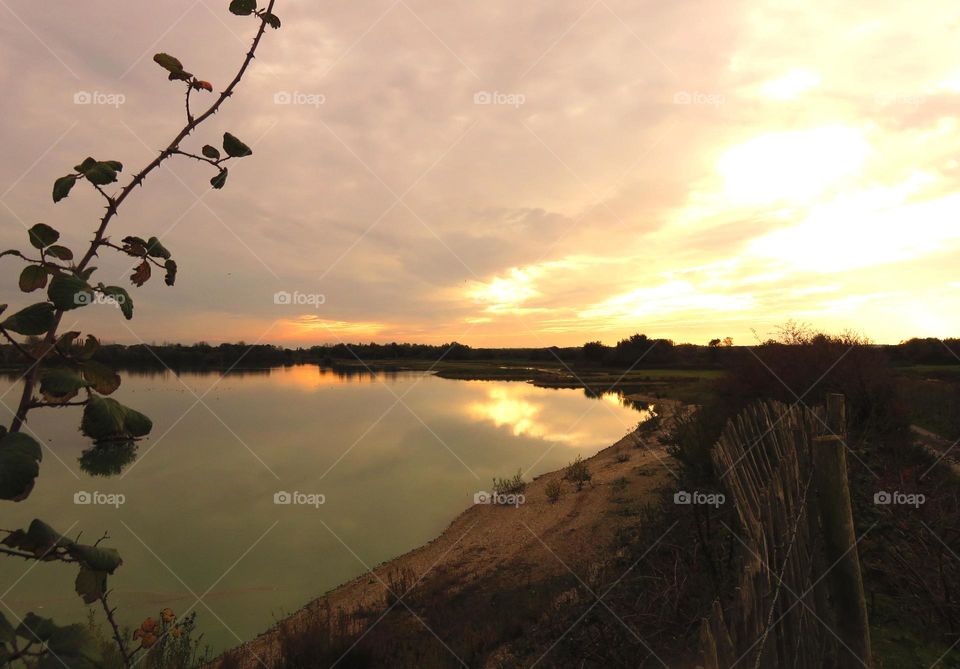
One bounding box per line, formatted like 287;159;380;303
699;395;872;669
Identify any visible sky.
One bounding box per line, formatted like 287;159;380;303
1;0;959;348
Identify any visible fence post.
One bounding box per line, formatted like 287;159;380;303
812;393;873;668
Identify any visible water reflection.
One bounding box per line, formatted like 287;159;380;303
467;383;652;446
79;442;138;477
0;366;643;654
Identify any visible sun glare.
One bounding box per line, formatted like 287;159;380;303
761;69;821;100
718;126;870;206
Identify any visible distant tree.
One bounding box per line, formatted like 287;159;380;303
581;340;608;362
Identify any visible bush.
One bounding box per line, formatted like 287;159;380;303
384;567;416;607
661;403;727;484
493;470;526;495
636;413;661;437
545;478;563;503
563;455;592;491
615;452;629;463
720;322;908;438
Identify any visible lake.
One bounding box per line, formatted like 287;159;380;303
0;365;646;654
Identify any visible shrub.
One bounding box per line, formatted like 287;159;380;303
563;455;592;490
636;413;661;436
661;403;728;484
493;470;526;495
615;452;630;463
720;322;908;438
384;567;416;607
545;478;563;503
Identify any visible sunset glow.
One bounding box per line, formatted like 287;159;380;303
2;1;959;346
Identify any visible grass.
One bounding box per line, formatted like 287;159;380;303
871;625;960;668
898;375;960;440
896;364;960;378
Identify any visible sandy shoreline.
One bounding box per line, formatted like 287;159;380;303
212;397;679;668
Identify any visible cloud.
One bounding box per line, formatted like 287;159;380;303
1;0;959;347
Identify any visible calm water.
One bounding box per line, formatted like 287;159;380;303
0;366;645;653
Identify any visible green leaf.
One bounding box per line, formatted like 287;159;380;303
153;52;184;74
46;622;102;667
168;69;194;82
74;157;97;173
229;0;257;15
82;360;120;395
47;274;93;310
53;175;78;203
210;169;228;189
40;368;87;402
74;568;107;604
263;12;281;28
121;235;147;256
164;259;178;286
79;334;99;360
202;145;221;160
69;545;123;574
81;396;152;445
100;286;133;320
78;266;97;281
223;132;253;158
28;223;60;249
1;519;72;554
19;265;48;292
45;244;73;261
25;519;71;552
0;433;43;501
16;613;56;643
56;330;81;349
1;303;55;335
81;161;119;186
0;611;14;643
145;236;171;259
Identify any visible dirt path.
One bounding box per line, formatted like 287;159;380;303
911;424;960;476
212;398;680;669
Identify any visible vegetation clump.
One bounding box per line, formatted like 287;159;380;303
545;478;563;503
492;470;526;496
563;455;592;491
